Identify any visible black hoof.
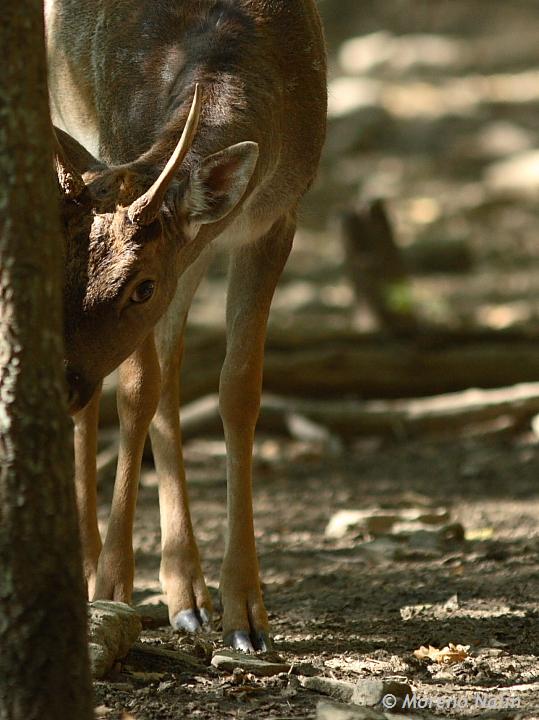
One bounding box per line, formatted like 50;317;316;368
172;608;212;633
198;607;212;629
224;630;255;653
252;629;272;652
223;629;273;653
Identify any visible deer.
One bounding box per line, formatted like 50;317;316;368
45;0;327;652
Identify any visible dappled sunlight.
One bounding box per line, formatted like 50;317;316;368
66;1;539;718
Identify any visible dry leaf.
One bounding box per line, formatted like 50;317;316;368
465;527;494;541
95;707;112;719
414;643;470;664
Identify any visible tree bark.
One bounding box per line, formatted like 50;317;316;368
0;2;93;719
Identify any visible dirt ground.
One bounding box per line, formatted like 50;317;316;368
92;2;539;718
94;433;539;719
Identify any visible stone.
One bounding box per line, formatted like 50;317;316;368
211;649;290;677
317;700;384;720
325;509;393;538
325;507;450;539
88;601;142;679
300;676;356;703
301;676;413;710
351;678;413;708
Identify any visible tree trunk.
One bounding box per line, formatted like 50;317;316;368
0;2;93;719
339;201;419;335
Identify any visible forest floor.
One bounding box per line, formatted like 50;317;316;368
94;433;539;720
92;1;539;718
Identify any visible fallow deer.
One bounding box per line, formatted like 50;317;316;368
46;0;327;651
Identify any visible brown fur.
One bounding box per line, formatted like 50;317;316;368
47;0;326;650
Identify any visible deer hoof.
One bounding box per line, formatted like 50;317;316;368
172;607;212;633
252;629;272;652
223;629;272;653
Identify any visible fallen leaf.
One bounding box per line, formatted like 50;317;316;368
95;707;112;718
465;527;494;541
414;643;470;664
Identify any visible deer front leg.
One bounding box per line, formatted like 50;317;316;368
73;384;103;599
94;333;161;603
150;341;212;632
149;247;214;632
219;217;294;652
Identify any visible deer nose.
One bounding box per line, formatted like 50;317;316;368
67;386;80;413
65;368;81;412
65;368;93;414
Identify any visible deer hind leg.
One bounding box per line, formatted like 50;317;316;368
73;383;103;599
219;216;294;652
93;332;161;603
150;248;215;632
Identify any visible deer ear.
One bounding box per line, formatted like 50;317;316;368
54;127;104;176
186;141;259;224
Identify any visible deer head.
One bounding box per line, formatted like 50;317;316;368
55;86;259;412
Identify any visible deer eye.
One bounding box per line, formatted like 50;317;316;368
130;280;156;304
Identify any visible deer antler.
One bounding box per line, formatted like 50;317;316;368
53;129;86;198
128;84;202;225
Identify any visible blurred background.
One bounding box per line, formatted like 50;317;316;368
152;0;539;431
192;0;539;338
309;0;539;333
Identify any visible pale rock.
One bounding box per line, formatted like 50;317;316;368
302;676;356;703
325;507;449;539
352;678;413;707
301;676;412;709
317;700;384;720
211;649;290;676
